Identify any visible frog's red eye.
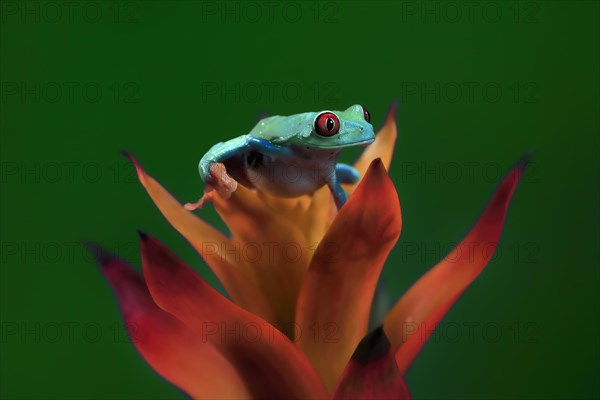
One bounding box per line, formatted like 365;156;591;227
362;106;371;123
315;112;340;137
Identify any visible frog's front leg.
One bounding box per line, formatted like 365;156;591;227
198;138;243;186
199;136;292;184
326;164;360;209
327;179;348;210
323;163;359;210
186;136;292;210
335;163;360;184
246;136;293;157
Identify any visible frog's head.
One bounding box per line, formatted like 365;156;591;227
292;104;375;149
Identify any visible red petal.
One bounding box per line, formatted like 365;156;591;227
139;232;328;399
86;242;250;399
333;327;411;400
384;155;530;374
295;159;402;391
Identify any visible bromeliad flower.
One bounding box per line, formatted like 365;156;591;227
88;105;528;399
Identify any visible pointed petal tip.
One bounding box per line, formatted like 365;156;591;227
121;151;142;170
138;232;161;254
363;158;387;178
82;240;116;267
138;233;182;281
120;150;141;169
518;151;534;170
352;325;391;364
491;153;530;208
82;240;145;302
361;158;395;195
387;101;398;118
121;152;146;184
334;322;410;400
137;230;149;241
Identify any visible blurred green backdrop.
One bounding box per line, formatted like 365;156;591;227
1;1;598;399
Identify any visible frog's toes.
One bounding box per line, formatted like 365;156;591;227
209;162;238;199
184;186;215;211
185;163;238;211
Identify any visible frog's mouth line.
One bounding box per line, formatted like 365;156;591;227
319;138;375;149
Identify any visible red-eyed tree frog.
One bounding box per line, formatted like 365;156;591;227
185;104;375;210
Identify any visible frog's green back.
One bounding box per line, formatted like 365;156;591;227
248;112;318;144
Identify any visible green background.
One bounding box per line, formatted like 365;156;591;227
1;1;598;399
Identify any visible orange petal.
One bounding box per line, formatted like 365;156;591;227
300;185;338;249
257;190;333;256
332;327;411;400
344;103;398;195
211;184;310;337
139;232;329;399
125;153;275;322
295;159;402;391
257;189;312;216
86;242;249;399
383;154;530;374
